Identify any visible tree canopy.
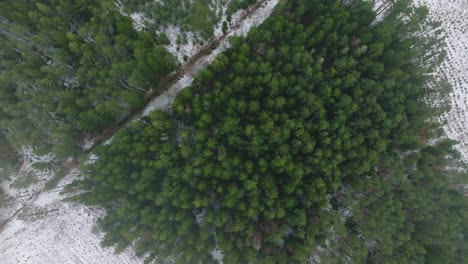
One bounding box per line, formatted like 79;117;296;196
0;0;177;157
72;0;467;263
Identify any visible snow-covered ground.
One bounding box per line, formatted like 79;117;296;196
417;0;468;162
0;147;142;263
160;1;256;63
0;147;55;224
0;168;142;264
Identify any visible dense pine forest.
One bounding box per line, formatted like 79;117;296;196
0;0;258;163
0;0;178;158
0;0;467;263
67;0;468;263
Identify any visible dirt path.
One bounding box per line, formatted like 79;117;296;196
85;0;277;154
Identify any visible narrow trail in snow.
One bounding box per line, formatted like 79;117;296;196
85;0;275;155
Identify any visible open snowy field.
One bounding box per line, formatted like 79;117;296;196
0;1;467;263
419;0;468;162
0;168;142;264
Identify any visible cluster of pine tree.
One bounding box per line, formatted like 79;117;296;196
0;0;177;157
118;0;256;40
71;0;467;263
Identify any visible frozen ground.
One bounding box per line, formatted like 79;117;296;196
161;0;257;63
417;0;468;162
0;168;142;264
0;147;55;224
0;147;142;263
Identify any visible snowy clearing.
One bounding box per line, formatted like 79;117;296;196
418;0;468;162
0;168;142;264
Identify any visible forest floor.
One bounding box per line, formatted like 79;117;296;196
0;0;467;263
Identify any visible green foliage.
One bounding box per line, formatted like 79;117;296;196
222;21;229;34
226;0;258;18
44;166;68;191
187;1;218;39
119;0;234;39
10;171;39;189
73;0;467;263
0;134;18;182
327;144;468;264
0;0;177;158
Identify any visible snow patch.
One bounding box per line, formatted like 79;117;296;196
85;154;99;165
161;25;201;63
20;146;55;171
416;0;468;162
81;135;95;151
0;168;142;264
210;248;224;263
130;12;147;31
142;75;195;115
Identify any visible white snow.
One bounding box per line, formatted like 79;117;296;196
154;0;275;63
19;146;55;170
85;154;99;165
415;0;468;162
130;12;147;31
81;134;96;151
142;0;280;116
161;25;201;63
210;248;224;263
142;75;194;115
0;168;143;264
0;148;139;263
0;146;57;224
